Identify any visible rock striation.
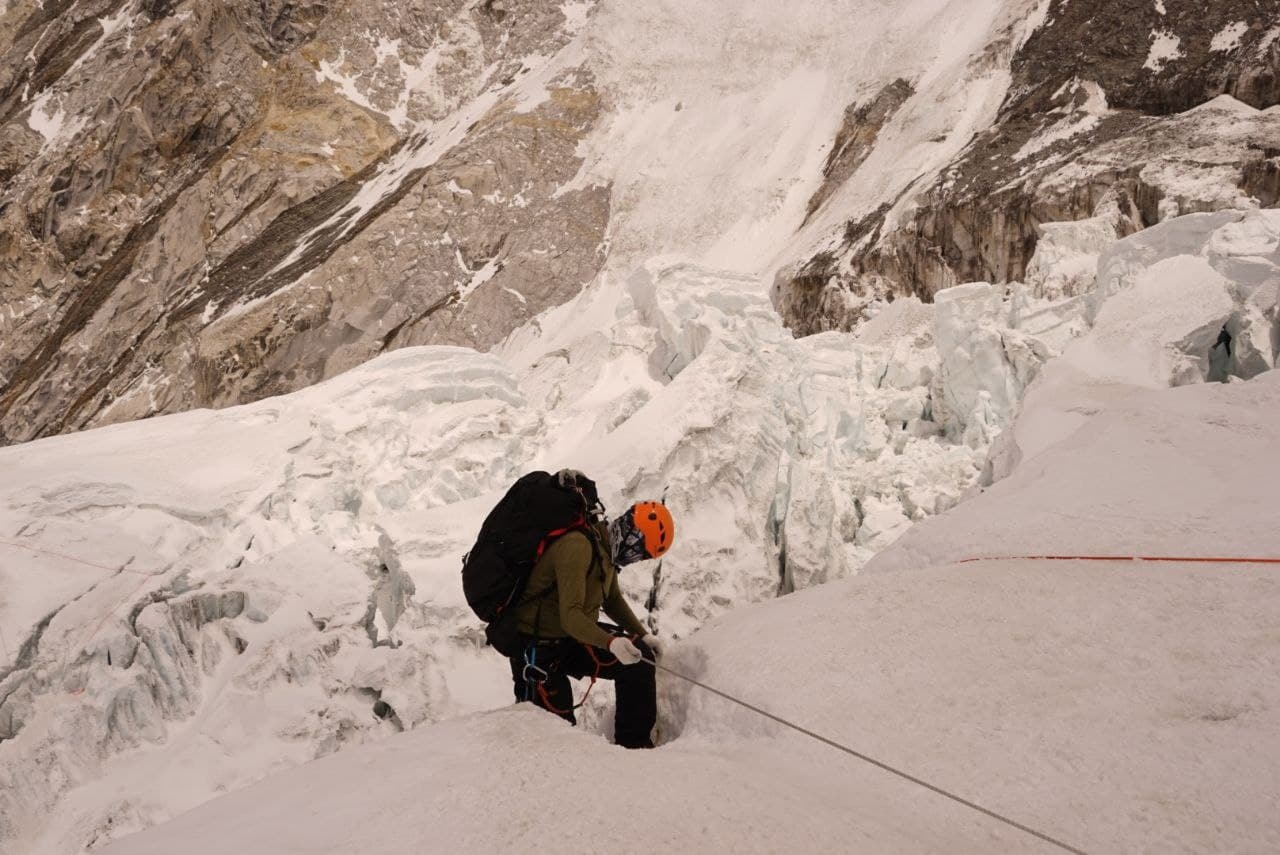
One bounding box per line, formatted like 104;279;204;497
0;0;607;443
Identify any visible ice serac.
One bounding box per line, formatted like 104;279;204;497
0;0;608;444
0;347;538;852
508;261;1034;636
0;248;1036;848
2;203;1275;849
94;369;1280;855
775;0;1280;335
1001;208;1280;473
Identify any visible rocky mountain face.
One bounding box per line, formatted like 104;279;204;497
3;2;1279;849
0;0;606;443
2;0;1277;444
775;0;1280;334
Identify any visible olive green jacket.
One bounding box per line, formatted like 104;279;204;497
514;524;647;649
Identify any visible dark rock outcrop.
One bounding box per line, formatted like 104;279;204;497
775;0;1280;335
805;78;914;223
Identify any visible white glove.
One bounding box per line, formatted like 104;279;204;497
608;636;643;665
640;634;663;660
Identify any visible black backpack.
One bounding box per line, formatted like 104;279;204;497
462;470;603;655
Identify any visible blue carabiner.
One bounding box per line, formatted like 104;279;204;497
522;646;548;686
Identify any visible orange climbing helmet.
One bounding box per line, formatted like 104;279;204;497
610;501;676;566
633;500;675;558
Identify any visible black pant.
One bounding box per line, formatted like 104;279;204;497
509;635;656;749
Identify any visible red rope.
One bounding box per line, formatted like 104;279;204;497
533;643;616;716
537;672;598;715
959;554;1280;565
0;538;146;573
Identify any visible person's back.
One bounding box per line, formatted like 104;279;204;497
507;481;675;749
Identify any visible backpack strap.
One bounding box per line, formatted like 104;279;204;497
522;522;604;639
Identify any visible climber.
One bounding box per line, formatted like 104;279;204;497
1213;325;1232;355
1209;324;1232;382
509;471;675;749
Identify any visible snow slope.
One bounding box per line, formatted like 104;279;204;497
105;370;1280;854
3;0;1278;847
5;208;1274;855
5;206;1278;852
575;0;1039;277
1;256;1002;851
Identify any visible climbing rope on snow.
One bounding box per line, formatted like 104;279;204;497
0;540;136;573
0;538;163;677
644;657;1090;855
959;554;1280;565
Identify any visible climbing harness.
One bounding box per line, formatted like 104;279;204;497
521;640;612;715
643;656;1090;855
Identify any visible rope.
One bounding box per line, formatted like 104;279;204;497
960;554;1280;565
0;537;136;570
0;538;162;676
645;657;1089;855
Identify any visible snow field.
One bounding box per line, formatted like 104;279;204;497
5;0;1279;847
7;13;1280;844
104;529;1280;854
102;202;1280;853
0;251;1045;848
0;350;537;851
1009;209;1279;469
4;201;1279;850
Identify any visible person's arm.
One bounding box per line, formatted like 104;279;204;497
551;534;615;649
603;576;648;638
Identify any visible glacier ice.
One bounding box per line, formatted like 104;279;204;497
5;209;1280;850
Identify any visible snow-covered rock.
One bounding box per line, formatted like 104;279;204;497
10;0;1274;447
